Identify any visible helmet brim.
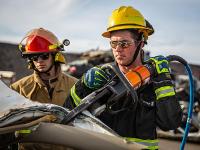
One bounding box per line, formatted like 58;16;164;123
22;51;56;56
102;25;153;38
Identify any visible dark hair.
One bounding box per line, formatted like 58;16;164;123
110;29;143;41
127;29;143;41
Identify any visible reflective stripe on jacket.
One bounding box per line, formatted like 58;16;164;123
155;85;175;100
71;84;81;106
126;137;159;150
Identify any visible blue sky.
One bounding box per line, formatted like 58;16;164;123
0;0;200;64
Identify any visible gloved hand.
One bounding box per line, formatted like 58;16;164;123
147;56;175;100
148;55;170;75
83;66;111;89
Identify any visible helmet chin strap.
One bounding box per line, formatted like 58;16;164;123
123;41;142;67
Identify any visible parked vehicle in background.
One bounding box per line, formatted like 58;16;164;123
62;50;151;79
62;59;93;78
62;50;114;78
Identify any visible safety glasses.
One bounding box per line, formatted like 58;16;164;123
110;40;135;49
28;53;50;61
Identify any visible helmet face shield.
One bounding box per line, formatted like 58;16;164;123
19;28;63;55
25;35;55;54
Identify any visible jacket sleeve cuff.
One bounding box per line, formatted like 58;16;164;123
70;79;94;106
152;74;176;100
154;85;175;100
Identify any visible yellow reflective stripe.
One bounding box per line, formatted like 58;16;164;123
125;137;159;149
156;60;169;74
150;58;169;74
16;130;31;134
70;85;81;106
94;66;109;81
147;146;159;150
155;86;175;100
95;70;107;81
48;43;60;50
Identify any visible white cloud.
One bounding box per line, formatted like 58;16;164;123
0;0;200;64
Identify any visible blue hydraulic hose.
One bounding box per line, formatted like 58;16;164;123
180;64;194;150
167;55;194;150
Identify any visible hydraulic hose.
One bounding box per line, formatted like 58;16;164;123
112;55;194;150
64;55;193;150
101;56;194;143
167;55;194;150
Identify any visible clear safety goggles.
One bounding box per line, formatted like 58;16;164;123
110;40;135;49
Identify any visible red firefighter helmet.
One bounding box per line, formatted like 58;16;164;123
19;28;66;63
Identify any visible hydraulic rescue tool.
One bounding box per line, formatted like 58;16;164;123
62;55;194;150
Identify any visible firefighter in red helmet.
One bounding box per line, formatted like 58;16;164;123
19;28;66;71
10;28;77;149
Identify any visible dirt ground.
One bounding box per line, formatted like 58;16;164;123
159;138;200;150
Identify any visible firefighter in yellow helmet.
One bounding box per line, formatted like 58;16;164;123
102;6;154;67
10;28;77;149
64;6;182;149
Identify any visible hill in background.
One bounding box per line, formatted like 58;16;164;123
1;42;200;82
